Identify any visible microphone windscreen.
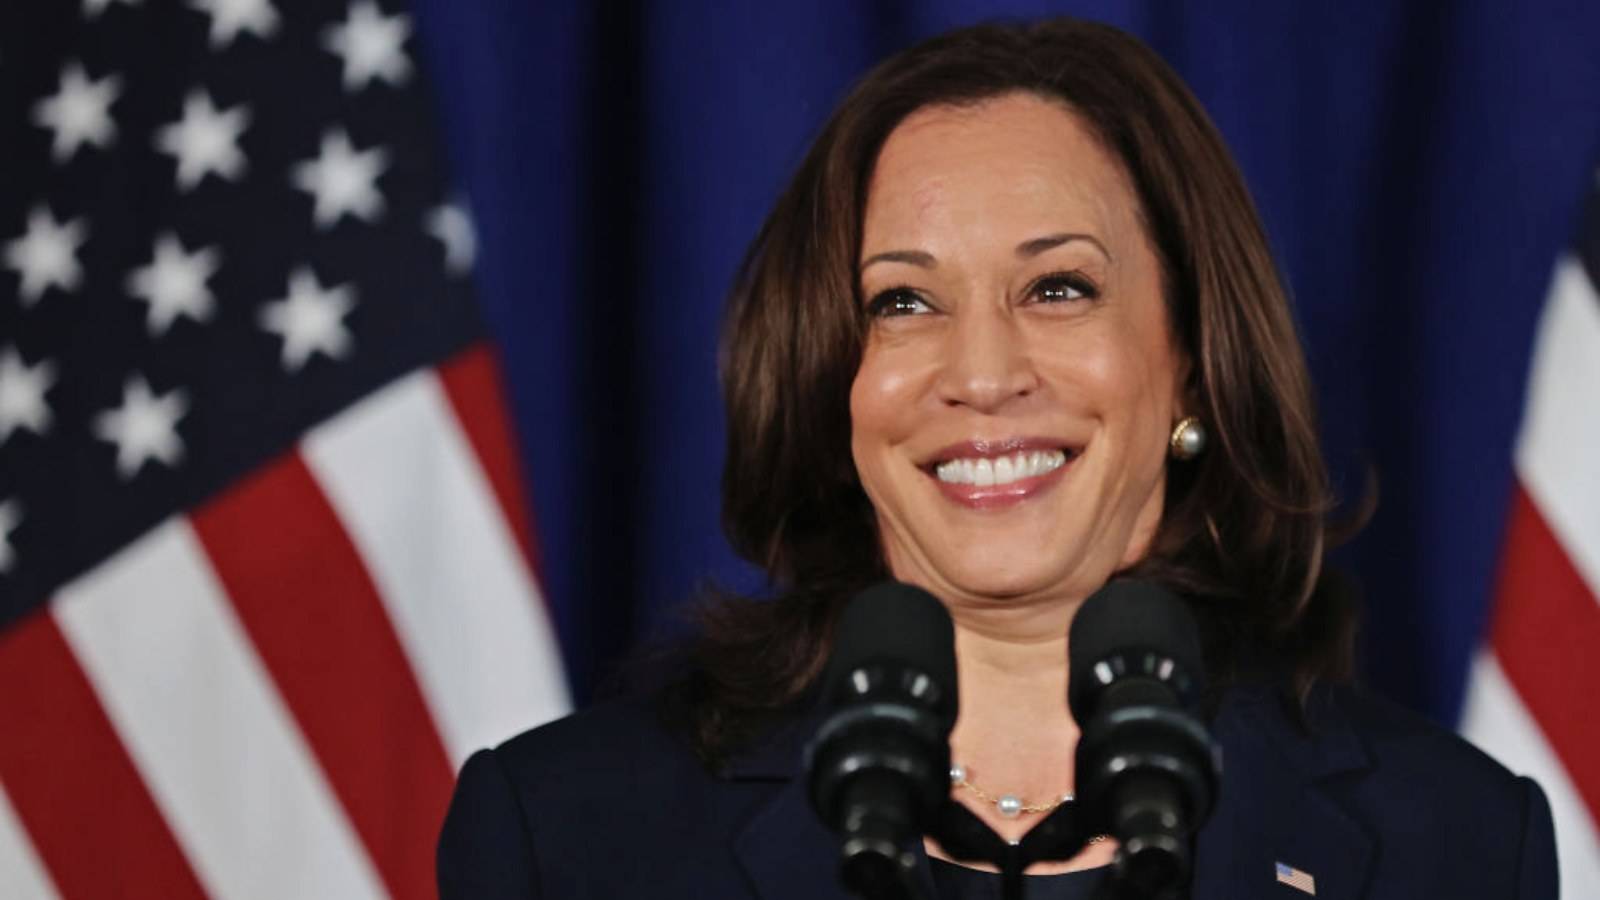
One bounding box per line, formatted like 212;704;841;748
1067;579;1203;721
824;581;956;700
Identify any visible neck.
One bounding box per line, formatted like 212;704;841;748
945;589;1084;711
931;600;1120;869
945;600;1082;801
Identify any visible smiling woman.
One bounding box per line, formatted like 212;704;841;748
709;20;1346;754
438;17;1557;900
852;95;1181;612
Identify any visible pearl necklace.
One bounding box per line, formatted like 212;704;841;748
948;764;1111;846
948;763;1074;819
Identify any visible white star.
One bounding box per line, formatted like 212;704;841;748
83;0;142;18
92;374;189;480
425;199;476;276
4;206;88;305
0;499;20;574
0;347;56;446
291;128;389;229
187;0;279;49
126;233;221;336
323;0;413;92
259;266;356;371
154;90;250;191
32;61;122;163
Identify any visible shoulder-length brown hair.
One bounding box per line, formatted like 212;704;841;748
676;17;1360;765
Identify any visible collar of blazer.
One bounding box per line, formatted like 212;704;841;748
722;682;1378;900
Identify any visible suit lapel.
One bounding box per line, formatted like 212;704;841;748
723;712;850;900
725;710;937;900
1192;686;1375;900
732;778;857;900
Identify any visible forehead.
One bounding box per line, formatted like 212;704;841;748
863;93;1142;254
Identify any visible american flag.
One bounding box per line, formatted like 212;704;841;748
1274;861;1315;896
1460;167;1600;892
0;1;569;898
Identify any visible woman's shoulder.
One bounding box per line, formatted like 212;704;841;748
491;695;689;771
1226;679;1534;797
1213;678;1554;850
439;695;781;898
1200;680;1556;899
443;697;692;828
1321;682;1530;795
461;687;819;819
464;693;738;821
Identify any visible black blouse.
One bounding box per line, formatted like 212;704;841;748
929;858;1109;900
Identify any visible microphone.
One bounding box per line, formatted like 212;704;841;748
1068;580;1220;898
806;582;958;899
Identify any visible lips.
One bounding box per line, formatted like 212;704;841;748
920;437;1079;469
919;437;1079;509
934;449;1068;486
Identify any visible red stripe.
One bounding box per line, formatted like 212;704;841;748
1490;483;1600;821
438;343;544;583
191;453;454;900
0;608;209;900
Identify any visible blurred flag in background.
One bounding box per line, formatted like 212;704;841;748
1461;169;1600;891
0;1;567;898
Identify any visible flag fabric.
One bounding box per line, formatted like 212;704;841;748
1460;169;1600;893
0;2;568;898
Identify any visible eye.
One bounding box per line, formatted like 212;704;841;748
1028;272;1099;304
866;287;934;318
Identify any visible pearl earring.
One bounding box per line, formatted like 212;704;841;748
1169;416;1207;460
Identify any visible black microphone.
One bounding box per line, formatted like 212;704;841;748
806;582;958;899
1068;580;1220;898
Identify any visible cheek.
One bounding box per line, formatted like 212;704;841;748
848;352;894;491
849;343;923;446
1036;324;1161;417
1033;315;1179;482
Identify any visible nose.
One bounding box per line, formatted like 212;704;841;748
936;306;1039;413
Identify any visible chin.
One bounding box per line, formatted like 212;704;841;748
930;546;1084;603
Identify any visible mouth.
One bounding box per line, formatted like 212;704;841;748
918;438;1080;506
931;448;1073;486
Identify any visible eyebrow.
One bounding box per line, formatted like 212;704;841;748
1016;232;1113;262
859;249;937;271
859;232;1112;273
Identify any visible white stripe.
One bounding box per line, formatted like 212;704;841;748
1514;255;1600;604
1461;650;1600;899
0;783;59;900
52;520;387;900
302;369;570;765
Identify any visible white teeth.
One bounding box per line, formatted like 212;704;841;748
973;458;994;486
934;449;1069;485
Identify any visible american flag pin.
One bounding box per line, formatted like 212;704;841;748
1276;861;1316;895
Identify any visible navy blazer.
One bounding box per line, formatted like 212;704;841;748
437;683;1557;899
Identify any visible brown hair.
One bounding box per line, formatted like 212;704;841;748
675;18;1361;765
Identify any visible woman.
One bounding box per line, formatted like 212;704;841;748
438;19;1556;899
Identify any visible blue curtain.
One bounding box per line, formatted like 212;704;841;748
408;1;1600;719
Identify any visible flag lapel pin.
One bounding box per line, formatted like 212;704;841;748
1276;861;1316;895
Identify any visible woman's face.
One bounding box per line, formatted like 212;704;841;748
850;92;1185;610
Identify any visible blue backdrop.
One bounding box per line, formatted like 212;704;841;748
407;1;1600;720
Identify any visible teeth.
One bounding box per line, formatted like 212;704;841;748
935;449;1069;485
